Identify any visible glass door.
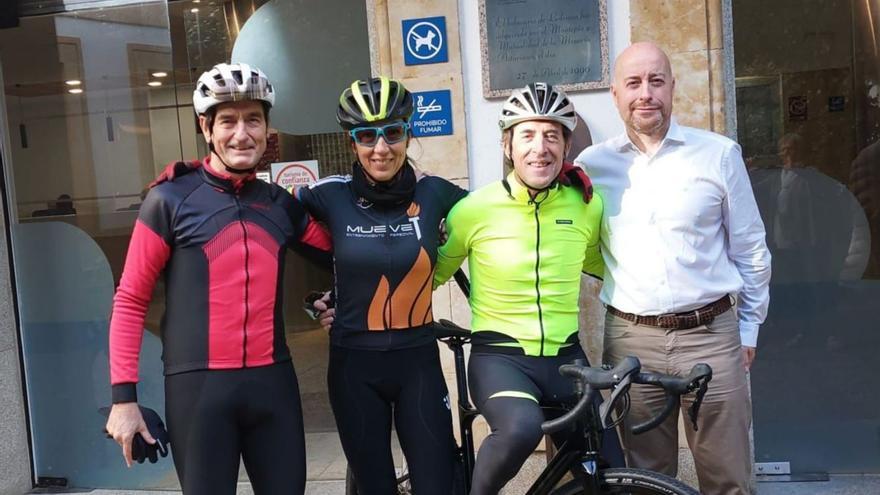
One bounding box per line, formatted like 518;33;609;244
734;0;880;475
1;0;375;488
0;0;179;488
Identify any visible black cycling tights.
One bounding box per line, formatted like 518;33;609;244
165;361;306;495
328;343;458;495
468;350;625;495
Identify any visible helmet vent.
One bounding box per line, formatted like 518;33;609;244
192;62;275;114
498;82;578;131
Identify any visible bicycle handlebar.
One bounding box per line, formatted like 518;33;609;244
541;356;641;434
541;358;713;436
630;363;713;435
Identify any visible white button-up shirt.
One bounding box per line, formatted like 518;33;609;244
575;121;771;347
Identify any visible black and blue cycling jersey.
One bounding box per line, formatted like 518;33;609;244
298;173;467;350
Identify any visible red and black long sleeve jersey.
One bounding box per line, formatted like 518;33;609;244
109;158;331;403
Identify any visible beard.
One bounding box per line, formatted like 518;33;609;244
628;111;668;137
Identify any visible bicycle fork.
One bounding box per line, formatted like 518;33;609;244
525;442;603;495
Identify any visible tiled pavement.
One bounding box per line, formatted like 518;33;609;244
40;474;880;495
37;331;880;494
39;454;880;495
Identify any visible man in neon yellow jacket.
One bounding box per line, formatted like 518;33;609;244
434;82;620;495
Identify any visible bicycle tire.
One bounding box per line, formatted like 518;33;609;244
344;465;413;495
549;468;699;495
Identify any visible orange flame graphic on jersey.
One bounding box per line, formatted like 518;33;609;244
366;247;434;330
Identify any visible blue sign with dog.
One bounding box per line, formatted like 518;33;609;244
402;16;448;65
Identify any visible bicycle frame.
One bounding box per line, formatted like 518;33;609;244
443;334;479;494
525;393;606;495
442;334;608;495
443;271;627;494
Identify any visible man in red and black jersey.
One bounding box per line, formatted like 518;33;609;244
104;63;330;495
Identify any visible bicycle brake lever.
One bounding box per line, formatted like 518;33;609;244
598;373;633;429
687;377;710;431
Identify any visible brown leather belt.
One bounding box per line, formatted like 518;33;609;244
607;296;732;330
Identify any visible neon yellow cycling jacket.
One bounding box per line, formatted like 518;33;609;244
434;173;604;356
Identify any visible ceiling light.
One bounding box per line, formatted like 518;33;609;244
148;81;162;87
68;88;83;94
190;8;199;13
65;80;81;86
151;71;168;78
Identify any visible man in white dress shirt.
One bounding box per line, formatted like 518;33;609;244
575;42;771;495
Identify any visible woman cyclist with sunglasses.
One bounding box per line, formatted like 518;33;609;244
297;77;466;494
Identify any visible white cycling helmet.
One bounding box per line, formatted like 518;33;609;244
192;62;275;115
499;82;577;132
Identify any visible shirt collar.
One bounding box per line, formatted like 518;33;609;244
612;133;634;152
665;119;685;144
614;118;685;153
201;155;256;193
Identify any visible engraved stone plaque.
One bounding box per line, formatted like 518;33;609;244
479;0;609;98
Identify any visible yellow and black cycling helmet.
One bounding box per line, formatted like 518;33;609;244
337;77;414;130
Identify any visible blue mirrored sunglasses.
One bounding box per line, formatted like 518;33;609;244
349;122;410;147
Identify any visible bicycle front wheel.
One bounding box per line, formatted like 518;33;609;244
550;468;699;495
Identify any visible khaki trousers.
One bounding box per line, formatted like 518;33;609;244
603;308;752;495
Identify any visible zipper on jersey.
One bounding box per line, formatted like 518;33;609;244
384;207;394;344
529;196;546;356
235;196;251;367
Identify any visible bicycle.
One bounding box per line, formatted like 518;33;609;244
434;317;712;495
344;271;713;494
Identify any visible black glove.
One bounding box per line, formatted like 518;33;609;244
100;405;171;464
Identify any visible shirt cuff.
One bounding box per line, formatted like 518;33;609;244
112;383;138;403
739;322;759;348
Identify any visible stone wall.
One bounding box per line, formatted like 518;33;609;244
367;0;469;187
629;0;729;134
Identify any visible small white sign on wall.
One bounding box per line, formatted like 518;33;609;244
270;160;320;192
